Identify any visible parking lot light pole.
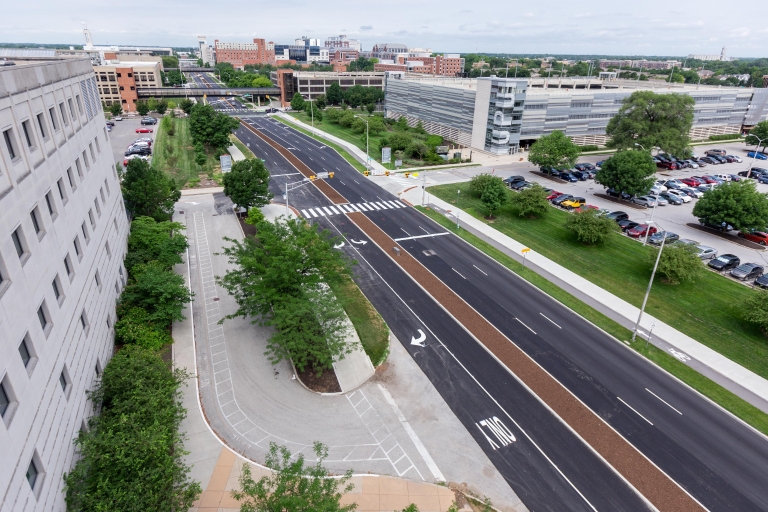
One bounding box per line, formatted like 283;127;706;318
748;135;766;172
632;232;667;342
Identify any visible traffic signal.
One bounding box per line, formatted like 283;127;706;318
364;171;370;176
309;175;316;181
405;172;410;178
385;171;390;176
329;172;334;178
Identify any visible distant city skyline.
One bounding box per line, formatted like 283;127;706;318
1;0;766;57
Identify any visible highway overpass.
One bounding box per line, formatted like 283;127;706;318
136;87;280;98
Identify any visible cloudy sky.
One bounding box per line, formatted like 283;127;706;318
2;0;765;57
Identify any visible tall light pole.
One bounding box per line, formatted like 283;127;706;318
354;114;370;168
748;135;766;173
631;227;668;342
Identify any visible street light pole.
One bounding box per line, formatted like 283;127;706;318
354;115;370;168
632;232;667;342
748;135;766;173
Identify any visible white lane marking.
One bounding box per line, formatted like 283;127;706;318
515;318;537;335
316;208;327;216
473;264;488;276
301;209;310;218
378;384;445;482
348;204;360;212
401;228;411;237
540;313;562;329
452;268;466;279
354;179;360;184
328;205;341;214
393;232;451;242
308;208;319;218
645;389;683;415
339;181;346;186
617;397;654;425
356;203;370;211
322;206;334;215
369;202;382;210
419;225;429;234
384;200;400;209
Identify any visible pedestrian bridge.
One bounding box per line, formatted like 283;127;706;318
136;87;281;98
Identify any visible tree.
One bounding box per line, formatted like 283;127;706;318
746;121;768;154
366;103;376;115
405;142;428;159
564;209;619;244
290;92;305;111
217;216;354;373
107;102;122;116
136;100;150;116
651;243;704;284
315;94;327;110
155;99;168;115
119;261;193;326
527;130;582;169
64;345;201;511
606;90;695;157
161;55;179;68
479;176;508;218
510;183;550;218
189;103;240;151
222;158;273;211
122;158;181;221
326;82;343;105
387;132;412;151
114;307;172;351
693;180;768;232
231;442;354;512
468;173;497;197
595;150;656;196
742;290;768;331
252;75;273;88
124;216;188;273
179;98;195;114
195;145;207;167
368;116;385;135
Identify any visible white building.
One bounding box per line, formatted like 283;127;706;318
0;57;129;511
688;47;730;61
197;35;216;66
324;35;362;52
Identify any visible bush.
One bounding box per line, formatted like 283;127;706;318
114;307;171;351
579;145;600;152
425;134;443;148
388;133;413;151
564;209;619;244
652;243;705;285
119;261;193;326
742;290;768;331
124;216;188;274
510;183;550;218
468;173;498;197
709;133;742;141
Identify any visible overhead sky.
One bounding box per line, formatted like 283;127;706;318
2;0;765;57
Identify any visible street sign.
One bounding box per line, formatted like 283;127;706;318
382;147;392;163
220;155;232;173
395;159;402;168
521;247;531;253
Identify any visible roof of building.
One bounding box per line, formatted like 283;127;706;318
94;61;161;69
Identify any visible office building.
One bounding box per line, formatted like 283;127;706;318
214;39;275;69
325;35;362;52
0;56;128;511
368;43;409;61
92;60;162;112
271;70;384;106
384;75;768;154
197;36;216;66
82;25;173;58
374;54;465;77
688;47;730;61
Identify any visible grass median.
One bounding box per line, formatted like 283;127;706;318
230;134;256;159
417;205;768;435
151;117;221;188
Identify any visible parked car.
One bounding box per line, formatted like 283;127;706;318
712;174;732;182
757;175;768;185
510;181;533;190
730;155;743;163
658;192;683;205
618;220;640;232
607;211;629;222
676;238;700;246
571;170;590;181
125;147;151;157
663;179;684;189
657;160;678;170
754;275;768;289
747;152;768;160
708;254;741;272
699;219;734;231
605;188;633;200
561;197;586;209
711;155;728;164
595;160;606;168
123;154;150;166
106;120;115;127
504;175;526;186
136;127;153;133
650;185;667;195
706;149;727;156
684;159;700;169
551;194;574;206
679;187;704;198
723;155;739;163
738;230;768;245
114;116;123;121
547;190;563;200
558;171;579;182
666;189;692;203
699;157;719;165
627;224;658;238
729;174;742;182
696;245;718;260
540;166;558;175
730;263;764;280
695;175;718;184
127;141;150;149
141;117;157;125
577;204;600;212
693;158;708;167
574;163;595;171
631;196;658;208
649;231;680;245
681;177;703;187
135;137;153;144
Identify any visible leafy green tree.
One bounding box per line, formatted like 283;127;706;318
351;117;367;134
161;55;179;68
510;183;550;218
367;116;385;135
746;121;768;154
217;216;354;373
107;102;122;116
314;94;327;110
479;176;508;218
741;290;768;331
136;100;150;116
564;209;619;244
326;82;343;105
606;90;695;157
425;134;443;148
290;92;305;111
651;243;704;284
120;261;193;326
179;98;195;114
468;173;497;197
366;103;376;115
122;158;181;221
114;307;172;351
147;97;158;112
387;133;412;151
63;345;201;511
222;158;273;211
189;103;240;151
693;180;768;232
396;116;409;131
232;442;354;512
405;142;428;159
527;130;582;169
125;216;188;273
595;150;656;196
155;99;169;115
252;75;273;87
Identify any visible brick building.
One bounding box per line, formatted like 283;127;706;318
374;54;464;77
92;60;161;113
214;39;275;69
271;70;385;106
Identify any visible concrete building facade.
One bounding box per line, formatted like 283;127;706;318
92;61;161;112
384;75;768;154
271;71;385;106
0;57;128;512
214;39;275;69
324;35;362;52
374;54;465;77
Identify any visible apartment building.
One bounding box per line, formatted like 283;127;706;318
374;54;465;77
92;60;161;113
214;39;275;69
271;70;385;106
384;75;768;154
324;35;362;51
0;57;129;512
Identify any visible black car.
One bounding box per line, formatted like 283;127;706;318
539;166;558;175
648;231;680;245
595;160;605;168
723;155;739;163
711;155;728;164
731;263;764;281
574;163;596;172
708;254;740;272
551;194;573;206
606;211;629;222
700;156;719;165
141;117;157;125
558;171;579;182
510;180;532;190
504;175;526;185
125;147;151;157
754;275;768;289
699;219;734;231
106;120;115;127
571;170;590;181
617;220;640;232
605;188;632;200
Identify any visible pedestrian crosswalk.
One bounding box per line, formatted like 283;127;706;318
301;200;408;219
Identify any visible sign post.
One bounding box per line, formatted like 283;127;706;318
521;247;531;270
220;155;232;173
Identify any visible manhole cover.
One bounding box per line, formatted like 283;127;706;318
213;297;220;301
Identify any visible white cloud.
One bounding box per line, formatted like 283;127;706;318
360;25;373;30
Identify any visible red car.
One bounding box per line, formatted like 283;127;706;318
738;231;768;246
626;224;658;238
696;175;718;184
681;177;703;187
547;190;563;200
657;161;678;170
135;128;153;133
578;204;600;211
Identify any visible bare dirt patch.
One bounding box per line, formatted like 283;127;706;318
296;365;342;393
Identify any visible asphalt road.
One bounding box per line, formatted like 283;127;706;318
187;72;251;113
237;114;768;511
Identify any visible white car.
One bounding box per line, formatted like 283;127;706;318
680;187;704;198
684;159;700;169
654;181;668;191
696;245;718;260
713;174;732;182
650;185;667;195
667;189;692;202
729;155;743;163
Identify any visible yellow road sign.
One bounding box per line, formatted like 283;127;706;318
521;248;531;253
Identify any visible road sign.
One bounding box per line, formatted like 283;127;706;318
382;147;392;163
220;155;232;173
521;247;531;253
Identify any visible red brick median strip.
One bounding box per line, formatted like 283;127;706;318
346;212;703;512
238;120;348;205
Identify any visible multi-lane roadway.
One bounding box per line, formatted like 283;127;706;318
187;71;251;113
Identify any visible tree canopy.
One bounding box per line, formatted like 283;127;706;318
119;261;193;326
510;183;550;218
565;209;619;244
595;150;657;196
605;90;695;157
527;130;582;169
122;158;181;221
480;177;508;218
653;243;704;285
746;121;768;154
189;103;240;151
290;92;305;111
326;82;343;105
124;216;188;273
692;180;768;232
222;158;273;211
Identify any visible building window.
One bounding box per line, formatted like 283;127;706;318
0;380;10;418
76;94;84;114
49;107;59;131
94;136;101;153
52;274;64;304
99;187;106;204
19;338;31;366
67;167;77;190
105;241;111;259
21;120;34;148
88;209;96;229
68;98;75;119
73;235;83;260
26;459;39;490
75;158;83;178
82;151;90;170
36;113;48;140
104;178;111;196
94;270;102;291
45;191;58;219
3;128;18;160
89;143;96;162
80;310;90;335
59;102;69;126
37;302;50;332
94;198;101;217
12;227;28;263
30;208;42;235
64;253;74;280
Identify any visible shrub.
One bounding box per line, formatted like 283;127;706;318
653;243;705;285
124;216;188;274
510;183;550;218
468;173;498;197
579;145;600;152
709;133;741;141
114;307;171;351
742;289;768;331
388;133;413;151
564;209;619;244
119;261;193;326
425;134;443;148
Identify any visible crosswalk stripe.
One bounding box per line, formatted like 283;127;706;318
328;205;341;214
375;202;388;209
301;209;310;218
347;204;360;211
356;203;369;211
368;203;382;210
383;201;399;208
315;208;326;216
340;204;353;212
322;206;334;215
393;200;407;208
307;208;318;217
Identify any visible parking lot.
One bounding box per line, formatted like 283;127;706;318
107;114;158;169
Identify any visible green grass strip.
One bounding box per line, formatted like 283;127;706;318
417;205;768;435
230;134;256;159
152;117;220;188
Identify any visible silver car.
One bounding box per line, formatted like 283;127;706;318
696;245;718;260
684;159;700;169
631;196;657;208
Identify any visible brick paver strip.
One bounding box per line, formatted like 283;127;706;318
238;120;348;204
346;211;703;512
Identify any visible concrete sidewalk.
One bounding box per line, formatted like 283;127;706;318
400;186;768;414
227;144;245;162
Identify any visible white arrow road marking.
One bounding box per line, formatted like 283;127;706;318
410;329;426;347
182;201;199;205
333;241;345;249
350;238;368;245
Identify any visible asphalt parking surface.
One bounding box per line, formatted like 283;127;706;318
107;115;158;170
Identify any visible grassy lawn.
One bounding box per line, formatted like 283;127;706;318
427;182;768;382
417;205;768;435
330;276;390;366
152;117;222;188
288;111;385;160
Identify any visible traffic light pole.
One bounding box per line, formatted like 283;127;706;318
283;172;334;217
